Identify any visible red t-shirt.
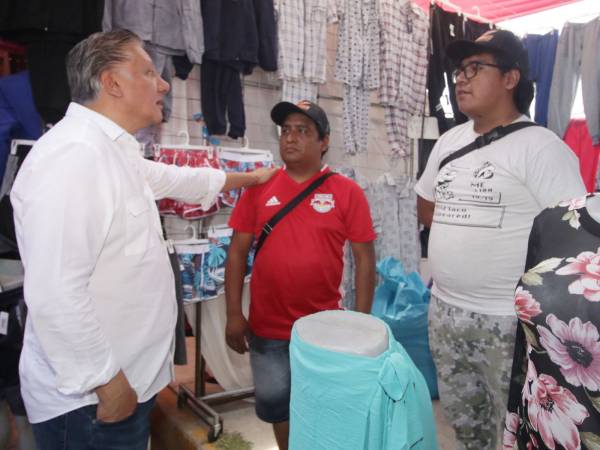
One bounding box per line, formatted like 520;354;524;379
229;167;376;340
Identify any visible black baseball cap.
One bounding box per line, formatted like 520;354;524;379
446;29;530;78
271;100;330;137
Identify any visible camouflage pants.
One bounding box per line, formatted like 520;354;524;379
428;295;517;450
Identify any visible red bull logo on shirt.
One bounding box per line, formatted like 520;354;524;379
310;193;335;213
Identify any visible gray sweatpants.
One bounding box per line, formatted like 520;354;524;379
428;294;517;450
547;18;600;145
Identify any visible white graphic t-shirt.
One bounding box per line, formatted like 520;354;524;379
415;116;586;315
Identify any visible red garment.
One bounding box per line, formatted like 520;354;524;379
155;147;221;218
563;119;600;192
229;167;376;340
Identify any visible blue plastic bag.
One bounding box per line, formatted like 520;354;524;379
372;257;439;399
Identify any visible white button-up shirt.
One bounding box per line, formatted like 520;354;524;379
11;103;225;423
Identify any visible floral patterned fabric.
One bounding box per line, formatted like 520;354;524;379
505;194;600;450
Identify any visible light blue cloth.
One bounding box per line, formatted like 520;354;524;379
289;313;438;450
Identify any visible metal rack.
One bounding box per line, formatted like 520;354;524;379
176;300;254;442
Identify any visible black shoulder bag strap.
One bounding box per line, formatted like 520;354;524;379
254;172;336;258
438;122;541;172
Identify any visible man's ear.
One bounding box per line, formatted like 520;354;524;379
504;68;521;91
100;69;124;98
320;135;330;155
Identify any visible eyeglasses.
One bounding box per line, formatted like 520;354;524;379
452;61;506;83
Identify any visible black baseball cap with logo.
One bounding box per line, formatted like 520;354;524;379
446;29;530;79
271;100;331;137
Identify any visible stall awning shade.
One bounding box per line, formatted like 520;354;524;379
412;0;581;22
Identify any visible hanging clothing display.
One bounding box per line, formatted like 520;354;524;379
522;31;559;127
427;4;491;134
378;0;428;158
548;18;600;144
219;151;274;208
0;72;42;187
335;0;380;154
201;0;278;138
505;194;600;450
564;119;600;193
155;146;222;219
338;170;420;311
0;0;103;124
200;59;246;139
275;0;336;103
281;79;319;105
102;0;204;63
289;315;438;450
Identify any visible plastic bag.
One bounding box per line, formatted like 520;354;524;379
372;257;439;399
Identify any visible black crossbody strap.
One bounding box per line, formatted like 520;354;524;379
438;122;541;171
254;172;336;258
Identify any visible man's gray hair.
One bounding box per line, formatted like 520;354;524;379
66;29;142;104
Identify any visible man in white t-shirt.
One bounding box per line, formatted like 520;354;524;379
415;29;586;450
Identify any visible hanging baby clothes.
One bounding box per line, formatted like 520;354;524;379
335;0;380;154
275;0;337;103
522;31;559;127
548;18;600;144
367;175;420;275
336;170;420;310
378;0;428;158
563;119;600;192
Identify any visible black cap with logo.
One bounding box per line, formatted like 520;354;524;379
271;100;331;137
446;29;530;79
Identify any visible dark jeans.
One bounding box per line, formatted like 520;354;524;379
31;396;156;450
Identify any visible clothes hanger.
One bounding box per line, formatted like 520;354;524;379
218;136;273;156
10;139;36;155
172;225;210;245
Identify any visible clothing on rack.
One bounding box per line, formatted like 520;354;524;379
200;59;246;139
427;4;490;134
522;31;559;127
0;0;103;125
281;79;319;104
102;0;203;64
156;146;223;219
275;0;336;102
379;0;428;158
200;0;277;138
337;169;420;310
335;0;380;154
563;119;600;192
0;72;42;187
219;151;274;208
548;18;600;145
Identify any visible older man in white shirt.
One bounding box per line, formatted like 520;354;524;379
10;29;276;450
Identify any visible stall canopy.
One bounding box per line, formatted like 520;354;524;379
412;0;581;22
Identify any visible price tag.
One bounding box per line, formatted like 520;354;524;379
0;312;8;335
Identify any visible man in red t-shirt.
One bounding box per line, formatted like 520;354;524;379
225;100;376;450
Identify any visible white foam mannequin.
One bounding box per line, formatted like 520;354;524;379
587;194;600;223
294;310;389;357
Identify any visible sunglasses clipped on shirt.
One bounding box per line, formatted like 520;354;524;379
451;61;508;83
